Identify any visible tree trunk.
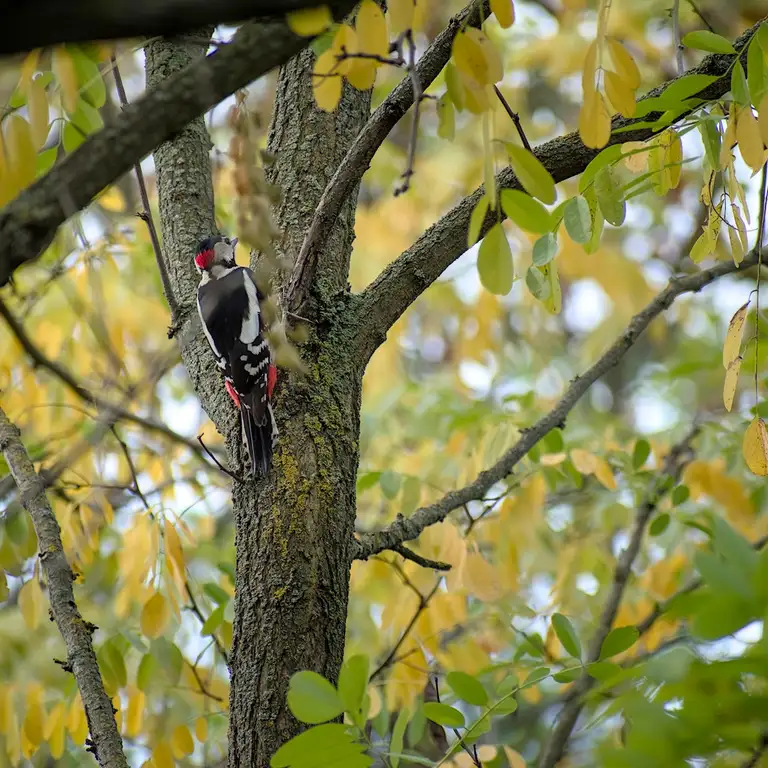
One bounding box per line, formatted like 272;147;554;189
228;48;371;766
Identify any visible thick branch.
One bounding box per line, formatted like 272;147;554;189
0;407;128;768
287;0;490;311
0;1;357;288
0;0;332;55
353;16;766;359
353;251;761;560
538;427;699;768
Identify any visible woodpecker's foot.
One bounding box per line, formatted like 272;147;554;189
225;380;241;408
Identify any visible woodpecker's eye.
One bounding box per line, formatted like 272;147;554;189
224;238;230;245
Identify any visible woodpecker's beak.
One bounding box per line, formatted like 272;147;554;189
231;238;238;249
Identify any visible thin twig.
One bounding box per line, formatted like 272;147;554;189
197;433;244;484
741;733;768;768
111;56;179;324
369;579;441;681
493;85;532;151
185;582;230;665
110;426;151;510
687;0;716;32
538;428;699;768
185;660;224;702
395;31;421;196
672;0;685;76
392;543;451;571
0;408;129;768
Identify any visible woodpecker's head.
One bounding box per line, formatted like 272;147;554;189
194;235;238;273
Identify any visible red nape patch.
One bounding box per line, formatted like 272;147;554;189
225;380;241;409
195;249;214;269
267;365;278;398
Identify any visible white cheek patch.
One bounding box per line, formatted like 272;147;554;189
240;272;260;344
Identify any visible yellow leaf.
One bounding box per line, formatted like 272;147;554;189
604;71;635;118
477;745;498;763
491;0;515;28
570;449;596;475
388;0;415;37
27;76;50;149
331;24;357;77
67;696;87;744
437;94;455;140
736;107;765;173
194;716;209;742
5;115;37;191
171;725;195;758
465;27;503;84
581;40;598;95
464;552;502;600
19;50;40;91
462;77;491;114
18;577;42;630
723;356;742;412
743;417;768;476
140;590;170;638
593;456;616;490
164;519;185;575
312;49;343;111
579;89;611;149
723;301;749;368
720;103;737;169
453;29;488;86
125;689;145;738
622;141;649;172
51;47;79;113
287;6;332;37
540;452;566;465
152;741;175;768
23;684;44;746
356;1;388;60
728;222;744;265
607;39;640;89
346;58;376;90
663;129;683;190
367;685;382;719
445;62;465;111
759;94;768;146
541;260;561;314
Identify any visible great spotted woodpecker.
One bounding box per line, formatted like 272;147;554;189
195;235;278;476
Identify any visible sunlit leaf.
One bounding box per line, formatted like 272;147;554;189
551;613;581;659
599;626;639;659
446;671;488;706
682;30;735;54
423;702;464;728
287;670;344;724
478;223;514;295
288;6;333;36
356;1;388;60
500;189;553;234
743;417;768;476
506;145;556;203
491;0;516;28
723;301;749;368
140;591;170;639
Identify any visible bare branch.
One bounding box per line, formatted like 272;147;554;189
353;250;761;561
538;427;699;768
0;2;358;288
353;17;766;359
0;0;334;55
0;407;129;768
392;543;451;571
287;0;491;312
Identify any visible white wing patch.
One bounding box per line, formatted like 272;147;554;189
240;270;260;344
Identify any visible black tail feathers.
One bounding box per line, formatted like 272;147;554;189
241;406;275;477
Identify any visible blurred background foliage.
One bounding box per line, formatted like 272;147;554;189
1;0;768;766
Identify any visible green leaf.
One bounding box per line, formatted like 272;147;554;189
552;667;583;683
271;723;362;768
62;121;86;153
494;696;519;715
468;194;490;247
379;470;401;500
671;484;690;505
446;671;488;706
506;144;557;204
203;582;230;605
585;660;621;681
634;74;719;116
70;46;107;108
390;707;409;768
692;592;755;640
357;471;381;494
563;196;592;244
532;233;557;267
579;144;624;193
338;655;369;722
136;652;158;692
599;626;639;659
500;189;553;234
551;613;582;659
478;223;514;295
400;476;421;514
747;36;767;105
151;639;183;686
68;99;103;135
632;439;651;470
681;30;736;54
436;94;455;140
523;666;550;686
731;61;750;107
462;712;492;744
649;513;670;536
407;700;427;745
712;514;758;574
101;638;127;689
422;702;465;728
36;147;57;177
525;265;550;301
287;671;344;725
699;118;721;170
593;168;626;226
201;604;225;636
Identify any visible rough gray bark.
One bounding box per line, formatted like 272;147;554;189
227;50;372;766
0;407;128;768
